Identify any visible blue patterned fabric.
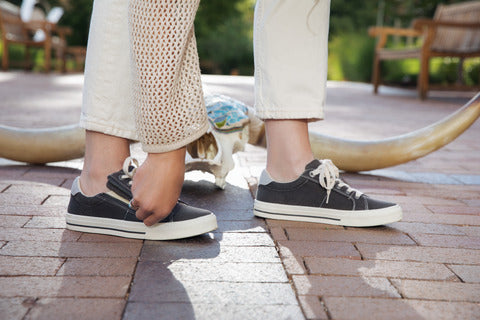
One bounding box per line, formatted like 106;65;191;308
205;94;249;132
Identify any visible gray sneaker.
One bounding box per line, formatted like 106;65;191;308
254;159;402;227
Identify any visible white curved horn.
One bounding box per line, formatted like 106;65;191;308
1;93;479;169
310;93;480;172
0;124;85;164
248;93;480;172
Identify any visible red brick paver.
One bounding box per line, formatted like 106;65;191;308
2;73;480;319
237;84;480;319
323;297;480;320
0;171;142;319
25;298;125;320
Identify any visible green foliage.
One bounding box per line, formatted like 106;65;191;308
57;0;93;46
61;0;255;74
0;43;24;64
195;0;254;75
431;57;480;86
432;58;459;84
465;59;480;85
379;57;480;87
196;16;254;75
3;0;478;83
382;59;419;86
328;33;375;82
329;0;377;37
382;0;467;27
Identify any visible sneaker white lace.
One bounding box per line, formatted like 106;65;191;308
309;159;363;203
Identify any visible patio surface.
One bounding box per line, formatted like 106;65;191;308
0;72;479;320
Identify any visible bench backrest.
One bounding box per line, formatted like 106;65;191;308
0;1;29;42
431;1;480;53
0;0;48;43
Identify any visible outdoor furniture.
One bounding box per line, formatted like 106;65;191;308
65;46;86;72
369;1;480;99
0;0;71;72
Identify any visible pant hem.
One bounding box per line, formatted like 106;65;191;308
141;121;210;153
79;117;138;141
256;110;324;121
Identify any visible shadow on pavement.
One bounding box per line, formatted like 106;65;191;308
0;163;272;319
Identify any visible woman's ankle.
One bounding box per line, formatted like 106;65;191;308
80;131;130;196
266;155;314;183
79;170;110;196
79;158;126;196
264;119;314;182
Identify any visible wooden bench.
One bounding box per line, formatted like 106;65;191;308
0;1;71;72
369;1;480;99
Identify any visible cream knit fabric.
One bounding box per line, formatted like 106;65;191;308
128;0;208;153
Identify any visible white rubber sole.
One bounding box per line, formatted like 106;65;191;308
65;213;217;240
253;200;402;227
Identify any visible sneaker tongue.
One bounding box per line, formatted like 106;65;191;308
106;170;133;200
305;159;322;170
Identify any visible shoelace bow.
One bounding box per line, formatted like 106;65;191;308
121;157;139;186
309;159;363;204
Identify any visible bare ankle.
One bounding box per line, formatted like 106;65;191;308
266;156;313;183
79;131;130;196
79;170;111;196
264;119;314;183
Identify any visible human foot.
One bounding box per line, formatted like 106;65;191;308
254;159;402;227
67;157;217;239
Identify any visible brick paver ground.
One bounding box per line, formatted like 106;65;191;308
1;72;479;319
236;82;480;319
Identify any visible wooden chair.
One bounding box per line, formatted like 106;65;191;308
0;1;71;72
369;1;480;99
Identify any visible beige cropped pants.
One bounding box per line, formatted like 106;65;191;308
80;0;330;153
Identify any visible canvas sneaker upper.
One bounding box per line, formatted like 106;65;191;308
66;157;217;239
254;159;402;226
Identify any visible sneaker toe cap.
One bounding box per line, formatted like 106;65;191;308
366;197;398;210
164;202;214;222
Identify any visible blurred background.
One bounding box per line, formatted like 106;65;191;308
2;0;479;88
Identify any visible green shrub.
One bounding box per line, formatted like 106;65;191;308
57;0;93;46
328;33;375;82
0;42;35;70
381;57;480;87
195;0;254;75
196;16;253;75
432;58;459;85
465;58;480;85
0;43;26;65
382;59;419;87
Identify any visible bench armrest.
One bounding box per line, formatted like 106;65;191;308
368;27;422;38
368;26;422;49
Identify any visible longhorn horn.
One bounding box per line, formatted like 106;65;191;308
247;93;480;172
1;93;479;171
0;124;85;164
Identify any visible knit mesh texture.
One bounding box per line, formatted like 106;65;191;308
129;0;208;152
